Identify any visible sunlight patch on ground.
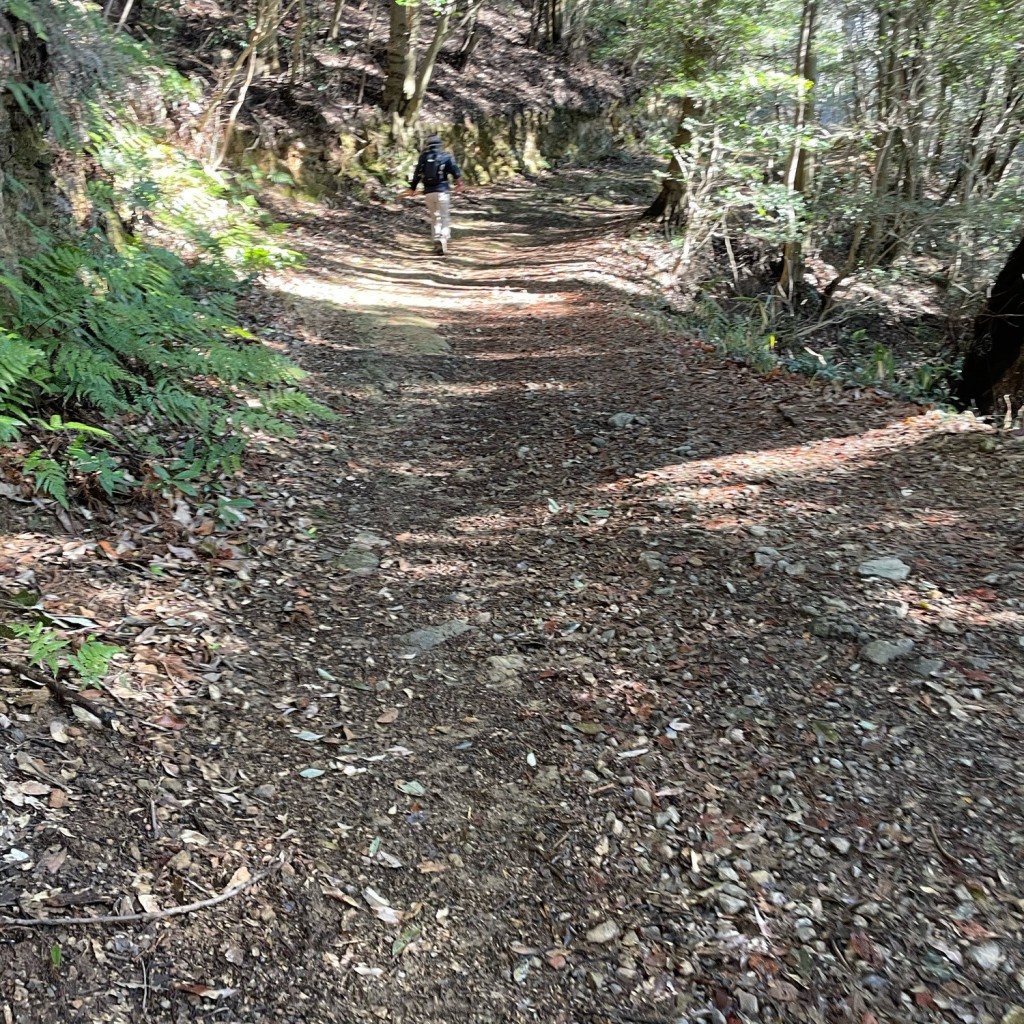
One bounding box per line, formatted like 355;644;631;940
268;271;551;316
626;411;971;502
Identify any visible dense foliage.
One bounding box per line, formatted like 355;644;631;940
0;0;327;516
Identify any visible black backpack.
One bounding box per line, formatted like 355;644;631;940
422;150;445;188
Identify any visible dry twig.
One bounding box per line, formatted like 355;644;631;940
0;855;286;929
0;658;115;726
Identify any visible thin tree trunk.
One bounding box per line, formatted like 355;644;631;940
383;0;420;113
403;8;452;120
327;0;347;39
776;0;819;303
642;98;698;223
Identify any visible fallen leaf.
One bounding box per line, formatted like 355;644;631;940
138;894;160;913
49;720;70;744
299;768;326;779
172;983;237;1000
225;865;251;891
396;780;426;797
376;708;399;724
417;860;448;874
363;886;402;925
153;712;187;731
391;924;421;956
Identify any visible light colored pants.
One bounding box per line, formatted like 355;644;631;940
424;191;451;243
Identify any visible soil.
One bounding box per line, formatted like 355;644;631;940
3;172;1024;1024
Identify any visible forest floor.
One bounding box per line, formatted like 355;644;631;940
3;171;1024;1024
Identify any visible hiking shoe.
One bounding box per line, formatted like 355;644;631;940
439;237;448;256
433;241;443;255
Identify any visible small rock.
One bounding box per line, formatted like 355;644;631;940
608;412;647;429
399;620;472;652
653;842;676;864
861;638;915;665
857;901;881;917
737;991;759;1017
914;658;944;677
486;654;527;683
631;788;653;809
335;546;380;573
253;784;276;800
754;546;781;568
167;850;191;872
969;940;1004;971
829;836;852;855
858;556;911;581
748;525;769;538
586;919;620;944
812;617;866;640
717;893;747;915
639;551;666;572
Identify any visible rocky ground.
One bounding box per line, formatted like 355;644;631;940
2;172;1024;1024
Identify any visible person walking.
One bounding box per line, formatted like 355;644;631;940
404;134;464;255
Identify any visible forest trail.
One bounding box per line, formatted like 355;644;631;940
4;174;1024;1024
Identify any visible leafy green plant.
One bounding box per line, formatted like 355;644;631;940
22;450;68;508
8;623;121;688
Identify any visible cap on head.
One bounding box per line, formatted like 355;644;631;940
426;134;442;148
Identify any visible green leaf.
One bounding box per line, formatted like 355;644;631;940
391;925;421;956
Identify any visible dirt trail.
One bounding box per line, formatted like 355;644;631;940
3;174;1024;1024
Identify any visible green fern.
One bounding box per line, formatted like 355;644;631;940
23;450;69;508
9;622;69;675
67;638;122;688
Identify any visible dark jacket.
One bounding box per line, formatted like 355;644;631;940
410;147;461;194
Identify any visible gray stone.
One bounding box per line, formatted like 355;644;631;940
829;836;852;855
335;546;380;573
586;919;620;944
486;654;527;682
754;547;781;568
639;551;667;572
969;941;1004;971
400;620;472;652
914;658;945;677
717;893;747;915
861;638;915;665
858;556;911;581
737;991;759;1017
608;412;648;429
631;788;653;809
812;617;866;641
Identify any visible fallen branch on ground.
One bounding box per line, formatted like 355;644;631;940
0;658;116;726
0;854;286;929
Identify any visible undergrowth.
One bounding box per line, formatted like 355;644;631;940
0;0;330;690
660;297;957;405
1;1;329;515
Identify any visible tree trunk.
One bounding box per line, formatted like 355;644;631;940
642;99;698;224
954;233;1024;414
383;0;420;113
403;8;452;121
776;0;819;302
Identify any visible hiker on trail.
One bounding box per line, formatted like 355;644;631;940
404;134;464;256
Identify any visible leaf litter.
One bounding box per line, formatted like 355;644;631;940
1;172;1023;1024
